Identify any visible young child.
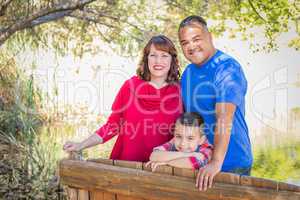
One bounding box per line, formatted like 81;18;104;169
147;112;213;171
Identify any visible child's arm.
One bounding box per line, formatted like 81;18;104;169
149;151;194;162
147;151;205;171
150;145;212;169
150;138;194;162
148;140;212;171
165;152;206;169
167;158;194;169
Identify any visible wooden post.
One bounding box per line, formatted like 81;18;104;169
65;151;84;200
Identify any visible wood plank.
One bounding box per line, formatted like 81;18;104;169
103;192;116;200
90;191;104;200
278;182;300;192
67;187;78;200
78;189;89;200
240;175;278;190
114;160;143;170
90;191;116;200
117;194;144;200
59;160;300;200
193;171;240;185
142;162;173;175
88;158;114;165
173;167;195;178
214;172;240;185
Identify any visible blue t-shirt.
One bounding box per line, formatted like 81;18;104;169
181;49;253;171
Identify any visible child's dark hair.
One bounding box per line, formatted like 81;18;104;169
177;112;204;127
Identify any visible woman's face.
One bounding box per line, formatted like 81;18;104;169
148;44;172;81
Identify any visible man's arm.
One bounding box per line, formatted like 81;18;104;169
196;102;236;191
211;102;235;167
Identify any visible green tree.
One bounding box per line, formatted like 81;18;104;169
0;0;169;57
1;0;299;57
165;0;300;51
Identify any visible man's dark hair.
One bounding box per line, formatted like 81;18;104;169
177;112;204;127
178;15;208;31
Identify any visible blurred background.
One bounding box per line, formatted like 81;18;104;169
0;0;299;199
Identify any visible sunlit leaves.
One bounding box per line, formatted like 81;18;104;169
166;0;300;51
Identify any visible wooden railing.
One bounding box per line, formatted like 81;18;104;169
59;155;300;200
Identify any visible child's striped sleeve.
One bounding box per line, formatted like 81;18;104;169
188;140;213;169
153;139;176;151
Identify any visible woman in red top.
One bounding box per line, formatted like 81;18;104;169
63;35;182;162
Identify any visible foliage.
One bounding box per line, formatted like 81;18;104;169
252;141;300;181
166;0;300;52
0;0;169;57
1;0;299;58
0;52;43;139
0;131;65;199
0;52;62;199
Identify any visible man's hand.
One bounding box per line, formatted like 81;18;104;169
196;160;222;191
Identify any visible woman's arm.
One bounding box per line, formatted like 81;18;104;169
63;80;129;152
95;80;129;143
63;133;103;152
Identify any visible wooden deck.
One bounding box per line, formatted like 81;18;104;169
59;157;300;200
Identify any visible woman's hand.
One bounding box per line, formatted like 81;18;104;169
63;133;103;153
63;141;82;152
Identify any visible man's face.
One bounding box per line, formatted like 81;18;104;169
179;24;215;66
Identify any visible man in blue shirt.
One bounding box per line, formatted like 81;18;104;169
179;15;253;191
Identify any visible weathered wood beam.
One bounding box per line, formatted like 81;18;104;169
59;159;300;200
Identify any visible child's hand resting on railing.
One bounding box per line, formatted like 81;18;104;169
145;161;168;172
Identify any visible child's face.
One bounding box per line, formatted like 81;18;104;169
174;123;203;153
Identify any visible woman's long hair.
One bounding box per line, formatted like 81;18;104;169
136;35;180;83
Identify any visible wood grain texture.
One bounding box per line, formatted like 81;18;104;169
67;187;78;200
78;189;89;200
60;160;300;200
240;176;278;190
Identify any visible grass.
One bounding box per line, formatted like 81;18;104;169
0;52;64;199
252;137;300;182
